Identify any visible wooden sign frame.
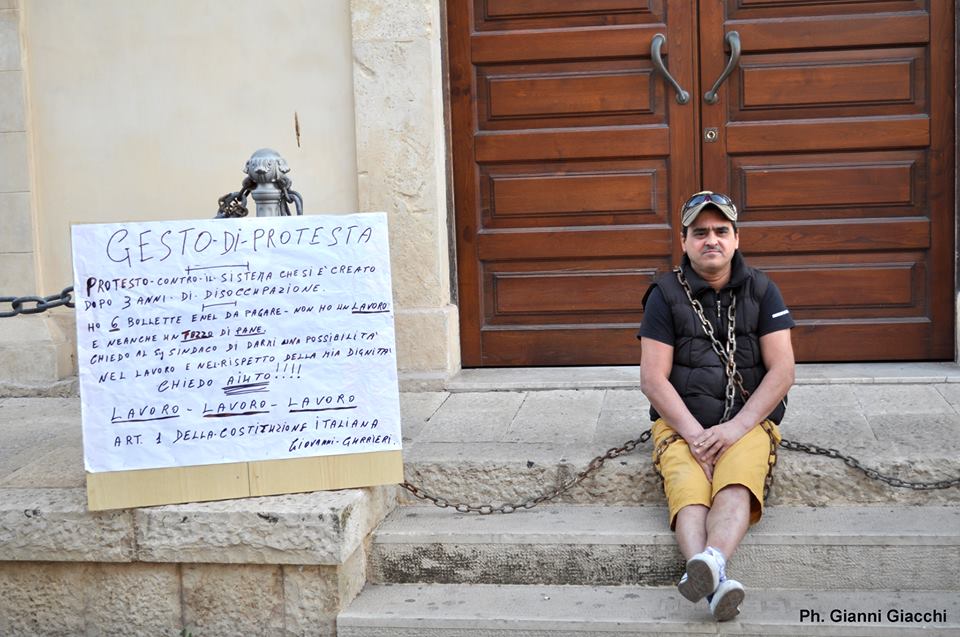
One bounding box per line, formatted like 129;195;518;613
86;450;403;510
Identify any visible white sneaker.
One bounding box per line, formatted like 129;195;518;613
677;552;721;602
709;578;745;622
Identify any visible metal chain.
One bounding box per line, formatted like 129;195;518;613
675;267;750;416
674;267;779;495
401;430;652;514
215;177;256;218
402;424;959;515
278;182;304;216
216;177;303;218
779;438;960;490
0;286;75;318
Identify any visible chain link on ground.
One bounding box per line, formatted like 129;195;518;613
402;430;653;514
402;430;960;514
778;438;960;490
0;287;74;318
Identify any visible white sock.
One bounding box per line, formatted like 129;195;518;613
705;546;727;581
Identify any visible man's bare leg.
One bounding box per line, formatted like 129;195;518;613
675;487;751;609
675;504;716;603
699;484;750;621
674;504;708;560
705;485;751;559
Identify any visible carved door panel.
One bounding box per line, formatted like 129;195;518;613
449;1;955;365
698;1;954;360
448;0;698;365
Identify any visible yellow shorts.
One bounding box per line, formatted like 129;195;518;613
652;418;781;529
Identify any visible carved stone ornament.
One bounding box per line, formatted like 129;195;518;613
244;148;289;186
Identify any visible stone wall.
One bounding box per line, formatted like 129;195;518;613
0;0;33;297
0;486;395;635
0;1;74;393
352;0;460;384
3;0;461;392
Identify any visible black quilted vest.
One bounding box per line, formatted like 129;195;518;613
642;251;787;428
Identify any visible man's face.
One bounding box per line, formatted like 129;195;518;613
681;207;739;276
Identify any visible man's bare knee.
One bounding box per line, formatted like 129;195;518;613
713;484;750;505
677;504;709;518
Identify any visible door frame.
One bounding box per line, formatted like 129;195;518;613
439;0;960;367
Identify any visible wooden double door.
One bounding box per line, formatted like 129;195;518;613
448;0;954;366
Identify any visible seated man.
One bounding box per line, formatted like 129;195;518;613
639;191;795;621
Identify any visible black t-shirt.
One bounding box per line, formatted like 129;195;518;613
639;282;795;346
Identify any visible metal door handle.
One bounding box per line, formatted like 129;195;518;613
704;31;741;104
650;34;689;105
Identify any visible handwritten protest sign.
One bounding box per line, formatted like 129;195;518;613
72;213;402;474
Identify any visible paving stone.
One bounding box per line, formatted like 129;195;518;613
594;389;650;447
593;408;650;448
0;397;83;438
933;383;960;410
404;441;580;464
855;385;955;416
0;444;84;488
785;384;861;410
868;412;960;449
400;391;448;441
505;390;603;443
418;411;518;443
779;406;878;454
0;403;84;481
600;389;647;412
417;392;525;443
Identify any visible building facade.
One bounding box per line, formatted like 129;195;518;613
1;0;957;392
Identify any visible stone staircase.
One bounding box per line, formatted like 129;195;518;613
3;365;960;634
336;367;960;636
339;505;960;635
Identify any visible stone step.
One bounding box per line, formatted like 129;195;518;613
369;506;960;590
399;381;960;508
0;487;396;635
338;583;960;636
401;439;960;508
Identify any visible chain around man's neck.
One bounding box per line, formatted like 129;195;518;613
674;266;748;422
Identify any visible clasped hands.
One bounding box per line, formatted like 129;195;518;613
688;420;746;480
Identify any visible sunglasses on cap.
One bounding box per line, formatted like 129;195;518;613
680;191;738;227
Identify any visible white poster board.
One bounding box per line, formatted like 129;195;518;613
72;213;402;475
